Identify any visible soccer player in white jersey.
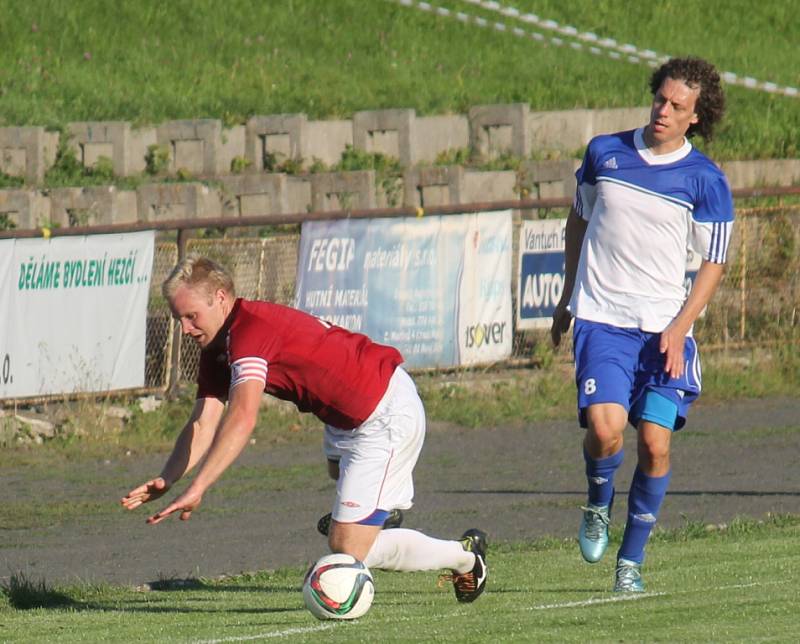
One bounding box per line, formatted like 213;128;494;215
551;58;734;592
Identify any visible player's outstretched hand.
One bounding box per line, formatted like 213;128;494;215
146;487;203;525
551;304;572;348
121;477;171;511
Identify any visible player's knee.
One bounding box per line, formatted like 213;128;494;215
585;421;624;455
585;405;626;451
639;440;669;461
637;434;670;471
328;521;378;562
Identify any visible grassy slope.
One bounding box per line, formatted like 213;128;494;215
0;0;797;158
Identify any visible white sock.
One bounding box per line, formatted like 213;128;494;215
364;528;475;573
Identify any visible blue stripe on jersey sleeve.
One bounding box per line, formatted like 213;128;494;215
709;221;732;263
711;222;721;262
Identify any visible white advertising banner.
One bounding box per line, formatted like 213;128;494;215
455;211;513;366
295;210;512;368
0;231;155;398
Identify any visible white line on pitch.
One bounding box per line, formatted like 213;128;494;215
530;592;665;610
192;579;792;640
528;579;789;611
194;622;336;643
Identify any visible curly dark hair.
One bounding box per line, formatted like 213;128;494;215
649;57;725;142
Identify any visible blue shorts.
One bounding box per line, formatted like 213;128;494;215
572;319;702;431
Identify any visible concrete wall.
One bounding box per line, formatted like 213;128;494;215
0;105;659;184
2;154;798;231
219;174;290;218
0;105;797;231
0;126;59;184
404;166;465;207
137;182;222;222
720;159;800;190
245;114;353;170
155;120;245;177
0;189;51;229
470;103;530;158
49;186;138;227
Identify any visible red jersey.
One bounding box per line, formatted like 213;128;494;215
196;299;404;429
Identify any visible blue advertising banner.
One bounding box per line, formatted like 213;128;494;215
295;211;512;368
517;219;567;329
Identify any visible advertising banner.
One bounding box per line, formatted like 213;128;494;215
517;219;567;330
295;211;512;368
0;231;155;398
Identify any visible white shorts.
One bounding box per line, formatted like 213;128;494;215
323;367;426;524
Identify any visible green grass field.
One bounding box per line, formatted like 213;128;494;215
0;0;797;159
2;516;798;642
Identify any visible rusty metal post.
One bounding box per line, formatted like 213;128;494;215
165;228;189;398
256;238;267;300
740;218;747;340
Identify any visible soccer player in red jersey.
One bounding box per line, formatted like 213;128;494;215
122;256;487;603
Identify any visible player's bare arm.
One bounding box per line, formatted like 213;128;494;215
660;260;726;378
160;397;226;483
146;379;263;524
121;397;224;511
551;207;588;347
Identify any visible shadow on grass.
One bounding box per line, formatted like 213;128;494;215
144;577;300;594
1;571;304;614
1;572;80;610
96;604;307;615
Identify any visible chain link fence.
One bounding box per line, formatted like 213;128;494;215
143;243;179;388
143;201;799;391
697;205;799;348
146;235;300;388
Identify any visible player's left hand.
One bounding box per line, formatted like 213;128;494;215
551;304;573;348
147;487;204;525
121;477;171;511
659;323;686;379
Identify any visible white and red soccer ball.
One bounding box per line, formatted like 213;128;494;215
302;553;375;620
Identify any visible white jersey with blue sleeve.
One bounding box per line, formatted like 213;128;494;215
571;128;734;332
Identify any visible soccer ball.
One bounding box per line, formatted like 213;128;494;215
302;553;375;620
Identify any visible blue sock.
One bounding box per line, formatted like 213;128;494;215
584;448;623;508
618;467;672;564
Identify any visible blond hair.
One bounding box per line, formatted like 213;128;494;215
162;256;236;302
